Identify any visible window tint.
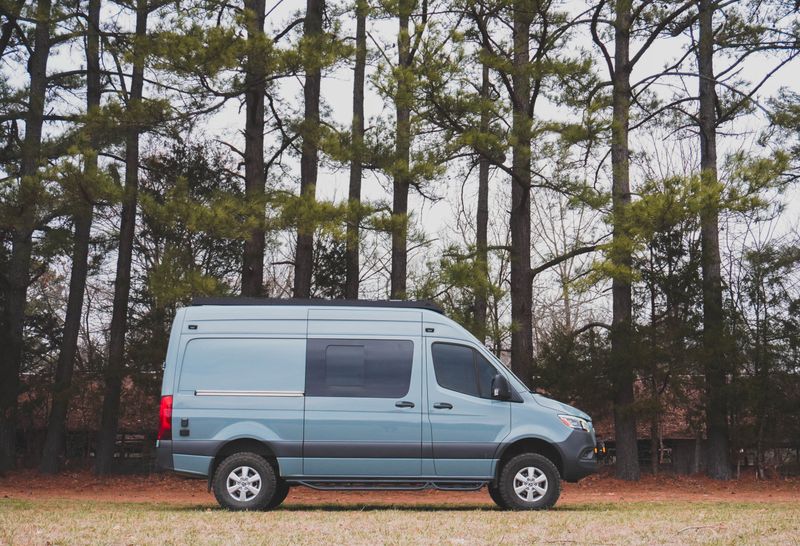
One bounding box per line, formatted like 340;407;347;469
476;352;498;398
325;345;365;387
432;343;500;399
431;343;479;397
306;339;414;398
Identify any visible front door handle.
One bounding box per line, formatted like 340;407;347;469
433;402;453;410
395;400;415;408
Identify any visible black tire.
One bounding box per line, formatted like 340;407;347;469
212;452;278;511
266;479;290;509
497;453;561;510
488;482;509;509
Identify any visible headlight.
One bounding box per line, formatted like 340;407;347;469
558;414;590;431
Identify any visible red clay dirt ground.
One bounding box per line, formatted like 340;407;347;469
1;468;798;507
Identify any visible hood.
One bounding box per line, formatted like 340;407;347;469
532;394;591;421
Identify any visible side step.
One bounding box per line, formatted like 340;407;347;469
432;482;485;491
291;480;486;492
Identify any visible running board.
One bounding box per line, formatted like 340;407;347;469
291;480;486;492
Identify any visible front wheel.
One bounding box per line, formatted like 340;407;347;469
496;453;561;510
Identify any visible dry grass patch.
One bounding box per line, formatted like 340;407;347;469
0;498;798;545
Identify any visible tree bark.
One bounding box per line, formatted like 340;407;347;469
509;0;533;385
698;0;731;480
610;0;640;481
473;60;490;342
40;0;101;474
94;0;147;475
0;0;51;473
344;0;367;300
649;266;659;476
0;0;25;59
294;0;324;298
241;0;267;297
390;0;413;299
650;413;659;475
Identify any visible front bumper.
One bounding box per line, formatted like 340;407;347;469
155;440;173;471
557;430;597;482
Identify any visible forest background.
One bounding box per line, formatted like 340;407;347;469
0;0;798;481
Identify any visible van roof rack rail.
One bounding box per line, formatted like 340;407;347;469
191;297;444;314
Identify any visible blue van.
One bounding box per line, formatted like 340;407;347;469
156;298;596;510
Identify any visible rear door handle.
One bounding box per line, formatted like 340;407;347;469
395;400;415;408
433;402;453;410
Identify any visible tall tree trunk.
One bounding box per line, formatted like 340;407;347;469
649;263;658;476
94;0;147;475
473;60;490;341
344;0;367;300
610;0;640;481
0;0;51;473
241;0;267;297
509;0;533;385
650;411;659;475
390;0;412;299
0;0;25;58
294;0;324;298
698;0;731;480
40;0;101;474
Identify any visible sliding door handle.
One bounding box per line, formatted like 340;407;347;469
433;402;453;410
395;400;415;408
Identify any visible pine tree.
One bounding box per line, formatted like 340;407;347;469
453;0;596;383
241;0;269;296
294;0;325;298
390;0;419;299
697;0;730;481
369;0;444;300
692;0;797;481
590;0;695;481
344;0;368;300
40;0;103;474
0;0;52;472
95;0;154;475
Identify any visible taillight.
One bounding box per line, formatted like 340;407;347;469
157;395;173;441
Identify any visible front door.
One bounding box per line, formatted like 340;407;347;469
302;336;423;477
425;339;511;478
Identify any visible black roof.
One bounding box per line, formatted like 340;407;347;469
191;297;444;314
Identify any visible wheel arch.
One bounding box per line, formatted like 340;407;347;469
206;438;280;490
494;437;564;481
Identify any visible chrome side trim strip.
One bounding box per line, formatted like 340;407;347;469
194;390;304;397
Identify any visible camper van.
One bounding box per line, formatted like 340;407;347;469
156;298;596;510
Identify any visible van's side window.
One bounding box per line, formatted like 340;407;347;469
432;342;498;399
476;353;497;398
306;339;413;398
431;343;478;396
179;338;305;393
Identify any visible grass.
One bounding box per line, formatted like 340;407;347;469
0;498;798;545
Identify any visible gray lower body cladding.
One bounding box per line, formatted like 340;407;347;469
157;434;596;481
155;439;174;471
554;430;597;482
164;440;500;460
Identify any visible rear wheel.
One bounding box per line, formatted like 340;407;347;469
497;453;561;510
212;452;278;511
266;479;290;509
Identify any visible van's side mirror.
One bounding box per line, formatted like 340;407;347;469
491;374;512;400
